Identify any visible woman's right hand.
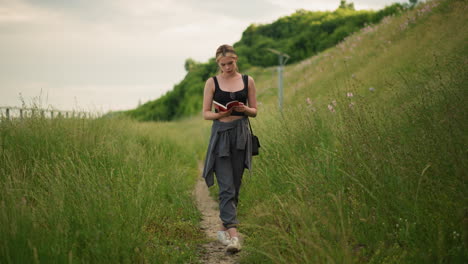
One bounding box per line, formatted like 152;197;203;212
217;109;233;119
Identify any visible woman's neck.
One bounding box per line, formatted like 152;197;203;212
220;72;240;80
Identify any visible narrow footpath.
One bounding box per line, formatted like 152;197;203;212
194;163;242;264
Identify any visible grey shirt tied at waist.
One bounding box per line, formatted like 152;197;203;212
202;117;252;187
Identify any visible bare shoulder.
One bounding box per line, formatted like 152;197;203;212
205;77;214;86
247;75;256;88
204;77;215;92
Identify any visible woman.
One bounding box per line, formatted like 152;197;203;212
202;44;257;253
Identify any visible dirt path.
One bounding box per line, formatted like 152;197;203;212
194;163;242;264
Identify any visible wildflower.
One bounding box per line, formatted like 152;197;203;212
347;92;354;97
331;100;337;106
382;16;392;25
306;97;312;105
351;74;356;79
328;104;335;113
349;102;355;108
369;87;375;92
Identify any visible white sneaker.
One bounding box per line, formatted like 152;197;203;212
217;231;231;246
226;237;241;253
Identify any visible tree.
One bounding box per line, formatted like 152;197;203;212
409;0;418;6
339;0;355;10
184;58;198;72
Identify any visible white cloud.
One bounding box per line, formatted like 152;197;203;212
268;0;337;11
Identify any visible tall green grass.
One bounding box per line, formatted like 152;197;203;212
0;115;208;263
238;0;467;263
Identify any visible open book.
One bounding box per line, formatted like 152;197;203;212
213;100;241;112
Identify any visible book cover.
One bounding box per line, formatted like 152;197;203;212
213;100;240;112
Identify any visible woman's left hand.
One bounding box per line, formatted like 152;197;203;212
233;102;247;113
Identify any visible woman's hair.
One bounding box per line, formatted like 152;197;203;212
215;44;239;73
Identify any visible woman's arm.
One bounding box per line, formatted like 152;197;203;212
233;76;258;117
202;78;233;120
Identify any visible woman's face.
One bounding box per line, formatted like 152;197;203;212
218;56;237;74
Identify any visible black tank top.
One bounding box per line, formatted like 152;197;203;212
213;75;248;116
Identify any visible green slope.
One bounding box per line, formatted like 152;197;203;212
250;0;467;110
237;0;467;262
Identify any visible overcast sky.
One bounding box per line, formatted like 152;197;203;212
0;0;403;112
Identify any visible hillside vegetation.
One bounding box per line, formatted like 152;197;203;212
0;116;210;263
234;2;403;68
124;1;407;122
237;0;467;262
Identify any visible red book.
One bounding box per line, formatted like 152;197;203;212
213;100;240;112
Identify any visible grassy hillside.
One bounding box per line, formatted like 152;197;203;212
238;0;467;262
0;116;209;263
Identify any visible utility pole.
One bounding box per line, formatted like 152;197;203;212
267;48;290;111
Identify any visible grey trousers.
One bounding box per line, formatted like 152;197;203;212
214;128;246;229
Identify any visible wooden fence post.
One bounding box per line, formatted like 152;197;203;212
0;107;97;120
